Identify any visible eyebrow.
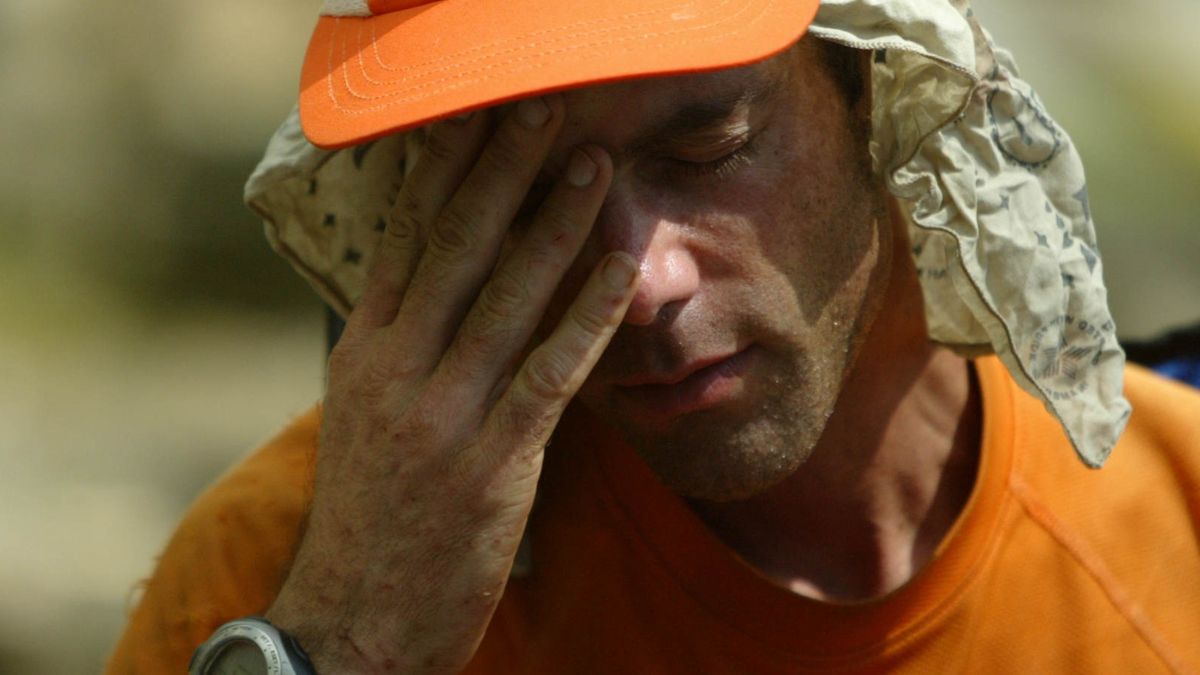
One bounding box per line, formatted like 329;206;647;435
627;70;786;153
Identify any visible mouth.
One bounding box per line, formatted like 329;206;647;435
613;346;756;424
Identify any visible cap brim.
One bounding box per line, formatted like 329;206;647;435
299;0;820;149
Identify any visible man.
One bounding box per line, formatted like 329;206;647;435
108;0;1200;672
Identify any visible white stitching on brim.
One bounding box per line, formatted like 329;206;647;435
321;0;371;18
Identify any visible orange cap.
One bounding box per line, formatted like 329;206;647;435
299;0;820;149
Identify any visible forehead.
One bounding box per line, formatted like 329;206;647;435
556;43;803;145
575;61;780;118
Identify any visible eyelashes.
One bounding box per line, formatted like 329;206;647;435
661;130;763;182
665;143;755;180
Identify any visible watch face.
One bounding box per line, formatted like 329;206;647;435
211;638;268;675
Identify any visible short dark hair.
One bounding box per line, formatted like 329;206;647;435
817;39;867;105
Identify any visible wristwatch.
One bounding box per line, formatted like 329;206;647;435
189;616;317;675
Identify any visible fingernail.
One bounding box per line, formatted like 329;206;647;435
517;97;551;129
602;253;637;289
566;148;597;187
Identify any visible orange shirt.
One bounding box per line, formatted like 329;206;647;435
106;357;1200;673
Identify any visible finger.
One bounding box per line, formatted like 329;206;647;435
392;94;565;354
351;112;491;331
437;145;612;395
485;252;639;462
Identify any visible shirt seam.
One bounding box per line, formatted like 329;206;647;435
1008;472;1193;675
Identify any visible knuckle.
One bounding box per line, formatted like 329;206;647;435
328;336;424;395
349;358;402;402
449;329;494;376
428;205;478;259
450;316;520;381
567;298;613;337
364;353;404;387
327;341;356;373
493;401;553;455
420;128;459;165
477;270;529;320
522;347;575;401
383;212;421;254
388;190;424;234
523;247;564;279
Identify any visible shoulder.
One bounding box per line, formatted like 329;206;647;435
182;404;320;544
1010;361;1200;499
1007;362;1200;543
173;404;319;580
104;406;320;674
1121;362;1200;454
1000;363;1200;664
1072;364;1200;511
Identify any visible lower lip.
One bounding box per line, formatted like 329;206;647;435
616;348;755;424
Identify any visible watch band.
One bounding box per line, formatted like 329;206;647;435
189;616;317;675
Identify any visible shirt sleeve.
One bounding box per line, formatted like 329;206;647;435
103;406;319;674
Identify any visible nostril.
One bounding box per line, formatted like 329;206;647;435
627;299;685;327
621;253;698;326
622;297;662;327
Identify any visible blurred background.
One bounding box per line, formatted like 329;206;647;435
1;0;1197;671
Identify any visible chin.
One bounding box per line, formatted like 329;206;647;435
594;343;849;502
629;402;830;502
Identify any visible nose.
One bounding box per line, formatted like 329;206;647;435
595;196;700;326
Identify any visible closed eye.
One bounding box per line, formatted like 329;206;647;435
662;130;762;181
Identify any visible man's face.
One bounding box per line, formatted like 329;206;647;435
528;38;890;501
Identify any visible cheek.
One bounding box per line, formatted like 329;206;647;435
745;124;879;309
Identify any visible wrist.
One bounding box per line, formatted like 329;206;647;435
190;616;317;675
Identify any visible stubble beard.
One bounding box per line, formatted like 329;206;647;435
618;207;892;502
630;352;841;501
